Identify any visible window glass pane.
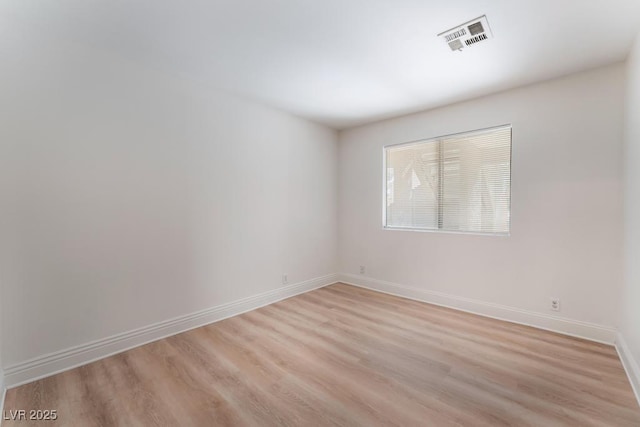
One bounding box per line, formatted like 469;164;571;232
384;126;511;235
441;128;511;233
385;141;439;229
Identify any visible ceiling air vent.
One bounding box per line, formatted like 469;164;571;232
438;15;493;52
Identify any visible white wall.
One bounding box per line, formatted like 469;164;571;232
0;293;3;394
0;38;337;368
339;64;625;330
622;30;640;387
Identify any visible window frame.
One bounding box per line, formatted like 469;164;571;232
382;124;512;237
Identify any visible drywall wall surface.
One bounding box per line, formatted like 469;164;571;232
0;298;3;393
622;30;640;376
338;63;625;328
0;36;337;367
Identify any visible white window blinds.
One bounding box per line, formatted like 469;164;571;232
384;125;511;235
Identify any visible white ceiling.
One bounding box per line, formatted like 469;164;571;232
2;0;640;129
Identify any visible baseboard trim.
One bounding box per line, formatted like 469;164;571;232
338;273;617;345
616;332;640;408
4;274;338;388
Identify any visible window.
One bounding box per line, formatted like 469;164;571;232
384;125;511;235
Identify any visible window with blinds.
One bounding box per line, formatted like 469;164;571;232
384;125;511;235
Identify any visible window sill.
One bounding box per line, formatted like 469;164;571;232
382;226;510;237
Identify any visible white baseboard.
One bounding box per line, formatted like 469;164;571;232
338;273;617;345
616;332;640;407
4;274;338;388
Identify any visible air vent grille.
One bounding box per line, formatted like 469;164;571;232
438;15;493;52
445;28;467;42
465;33;488;46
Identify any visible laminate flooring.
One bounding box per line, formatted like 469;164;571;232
4;283;639;426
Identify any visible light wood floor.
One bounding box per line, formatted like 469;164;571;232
4;283;640;426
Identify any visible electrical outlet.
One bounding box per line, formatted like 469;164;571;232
282;274;288;285
550;298;560;312
359;265;366;275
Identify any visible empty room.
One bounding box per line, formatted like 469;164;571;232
1;0;640;425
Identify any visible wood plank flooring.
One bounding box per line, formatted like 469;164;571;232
3;283;640;426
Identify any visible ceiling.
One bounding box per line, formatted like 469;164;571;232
2;0;640;129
